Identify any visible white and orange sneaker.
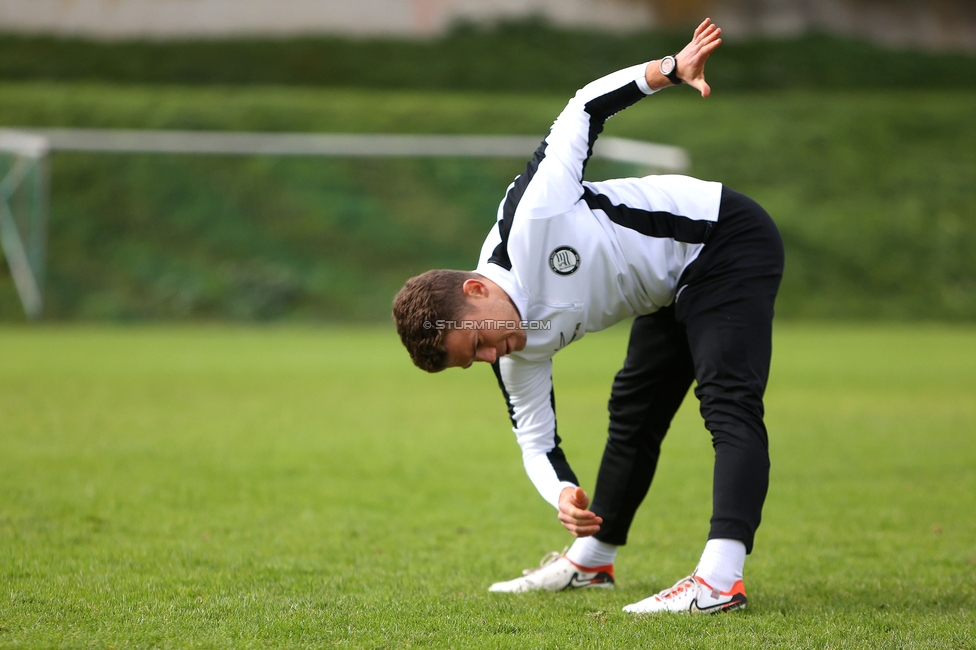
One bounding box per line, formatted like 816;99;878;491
623;574;747;614
488;552;615;593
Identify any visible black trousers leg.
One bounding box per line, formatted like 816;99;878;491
675;188;784;553
591;187;783;553
590;307;695;546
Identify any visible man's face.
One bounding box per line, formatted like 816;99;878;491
442;279;527;369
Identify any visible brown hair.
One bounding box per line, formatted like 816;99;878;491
392;269;477;372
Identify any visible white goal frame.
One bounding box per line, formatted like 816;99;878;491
0;130;49;321
0;128;690;321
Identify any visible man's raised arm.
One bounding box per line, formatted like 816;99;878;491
515;18;722;220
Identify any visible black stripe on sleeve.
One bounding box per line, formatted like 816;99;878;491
546;441;579;485
488;80;646;269
546;387;579;485
584;81;647;123
491;361;580;486
491;360;517;428
488;140;549;271
583;187;715;244
582;81;646;173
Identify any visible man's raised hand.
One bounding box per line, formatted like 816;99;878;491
558;486;602;537
676;18;723;97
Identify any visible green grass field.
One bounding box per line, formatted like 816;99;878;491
1;324;973;648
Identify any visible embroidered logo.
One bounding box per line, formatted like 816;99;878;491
548;246;580;276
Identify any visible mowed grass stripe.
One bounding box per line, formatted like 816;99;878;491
0;325;973;648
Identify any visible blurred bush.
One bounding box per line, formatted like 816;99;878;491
0;25;973;322
2;21;976;92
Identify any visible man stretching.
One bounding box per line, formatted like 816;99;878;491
392;19;784;614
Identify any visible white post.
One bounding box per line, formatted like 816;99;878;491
0;130;50;321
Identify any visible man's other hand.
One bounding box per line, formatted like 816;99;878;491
558;486;603;537
677;18;723;97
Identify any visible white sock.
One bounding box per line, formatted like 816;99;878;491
695;538;746;592
565;536;617;568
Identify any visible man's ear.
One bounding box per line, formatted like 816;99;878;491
461;278;489;299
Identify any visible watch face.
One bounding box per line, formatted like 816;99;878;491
660;56;675;76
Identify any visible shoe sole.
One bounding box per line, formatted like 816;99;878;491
567;571;615;590
567;581;614;590
690;595;747;614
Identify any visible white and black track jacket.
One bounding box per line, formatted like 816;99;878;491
474;62;724;508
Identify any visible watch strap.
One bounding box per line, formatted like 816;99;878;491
661;54;683;85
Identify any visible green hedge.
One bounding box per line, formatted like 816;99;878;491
2;22;976;92
1;82;973;322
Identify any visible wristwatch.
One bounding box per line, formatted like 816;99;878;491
659;55;683;85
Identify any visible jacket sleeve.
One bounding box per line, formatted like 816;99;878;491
492;356;578;508
486;62;656;272
516;62;656;220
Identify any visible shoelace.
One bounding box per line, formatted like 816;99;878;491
522;547;569;576
657;576;697;600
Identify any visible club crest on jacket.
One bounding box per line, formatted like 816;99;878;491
549;246;580;276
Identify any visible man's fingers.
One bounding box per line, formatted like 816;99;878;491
693;17;711;40
700;31;722;50
559;513;597;525
677;20;721;96
558;487;601;535
701;27;721;45
695;24;717;46
558;515;602;537
572;486;590;509
559;507;601;523
568;524;601;538
707;36;723;50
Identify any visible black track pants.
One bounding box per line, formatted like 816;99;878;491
590;187;784;554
